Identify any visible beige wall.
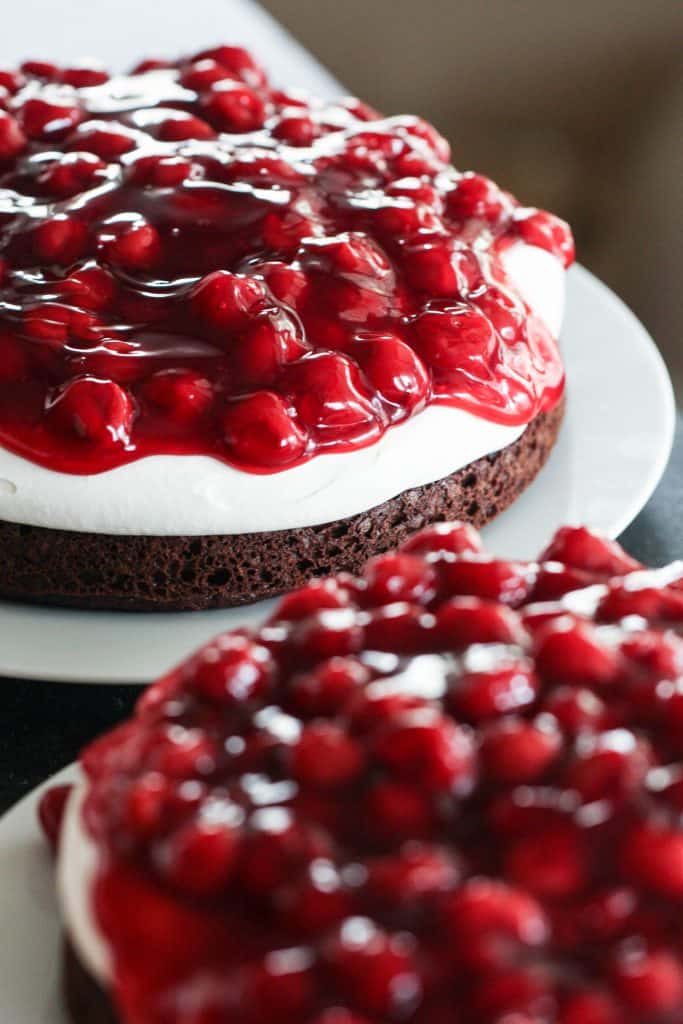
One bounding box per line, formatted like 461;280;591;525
263;0;683;393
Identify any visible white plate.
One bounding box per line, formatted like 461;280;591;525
0;764;77;1024
0;265;675;684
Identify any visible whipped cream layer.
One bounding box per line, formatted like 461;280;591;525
0;243;564;536
57;781;112;985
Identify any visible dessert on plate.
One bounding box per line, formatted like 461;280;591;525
0;47;572;610
41;520;683;1023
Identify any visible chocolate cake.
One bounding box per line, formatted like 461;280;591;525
0;45;572;610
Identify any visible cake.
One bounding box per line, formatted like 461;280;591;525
41;521;683;1023
0;47;572;610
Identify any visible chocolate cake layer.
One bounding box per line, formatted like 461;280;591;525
64;941;117;1024
0;401;564;611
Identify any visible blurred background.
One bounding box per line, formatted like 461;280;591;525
263;0;683;398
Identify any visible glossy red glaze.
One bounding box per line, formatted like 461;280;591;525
0;46;570;475
41;523;683;1023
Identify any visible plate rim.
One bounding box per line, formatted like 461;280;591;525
0;264;676;686
0;763;77;1023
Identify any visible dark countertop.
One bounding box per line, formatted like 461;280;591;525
1;415;681;816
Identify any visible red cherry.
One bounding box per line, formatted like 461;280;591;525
374;711;475;791
341;97;380;122
541;526;642;576
142;370;213;423
128;154;195;187
559;990;622;1024
66;121;138;160
412;303;497;374
0;331;29;382
98;218;162;271
367;843;460;905
405;243;480;297
355;332;430;413
284;351;382;445
188;633;273;704
223;391;307;468
440;557;536;605
480;716;562;783
598;580;683;623
273;113;321;146
59;62;109;88
290;657;369;716
0;69;25;94
611;949;683;1015
156;818;239;896
621;824;683;896
290;608;364;662
179;58;236;91
201;81;266;132
240;954;316;1020
18;97;83;139
373;199;442;240
363;602;437;654
449;655;539;721
146;725;218;780
515;209;575;268
20;59;59;79
130;58;173;74
505;825;588;897
157;113;215;142
190;270;267;332
325;919;421;1018
362;552;437;607
301;232;392;279
262;209;321;252
400;521;483;558
281;868;354;934
235;311;308;384
32;215;89;265
121;772;169;839
37;785;73;854
239;815;327;894
192;45;267;89
291;723;365;787
541;686;607;735
447;173;510;224
564;730;652;803
37;152;107;197
531;563;601;601
442;878;548;954
471;965;551;1020
534;618;621;686
436;597;524;648
0;111;27;159
271;578;351;623
57;266;117;311
23;302;97;347
364;779;437;838
47;376;135;446
257;261;309;307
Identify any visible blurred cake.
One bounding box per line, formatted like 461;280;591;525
40;521;683;1023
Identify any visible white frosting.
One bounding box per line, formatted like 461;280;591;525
57;782;112;985
0;243;565;536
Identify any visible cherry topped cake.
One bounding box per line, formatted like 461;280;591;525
41;521;683;1024
0;46;572;610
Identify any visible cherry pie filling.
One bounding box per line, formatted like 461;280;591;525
42;524;683;1023
0;47;571;476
